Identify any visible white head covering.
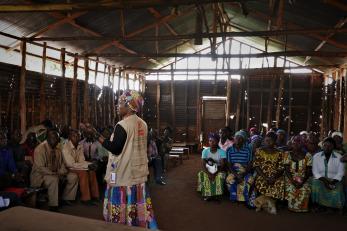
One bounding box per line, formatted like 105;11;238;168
331;131;343;138
299;131;309;136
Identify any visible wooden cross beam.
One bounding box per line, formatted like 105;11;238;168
324;0;347;11
84;50;347;58
29;28;347;42
0;0;241;13
304;17;347;63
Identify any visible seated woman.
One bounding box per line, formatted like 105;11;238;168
312;137;345;212
219;127;233;151
253;132;285;201
284;136;312;212
226;131;254;204
197;133;226;201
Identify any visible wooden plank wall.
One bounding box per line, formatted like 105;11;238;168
144;73;324;142
0;62;116;132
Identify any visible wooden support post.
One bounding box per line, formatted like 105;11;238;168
71;54;78;129
19;41;27;135
259;76;264;131
111;67;116;123
333;72;340;130
338;69;344;131
287;75;293;136
226;74;232;127
108;66;112;125
83;58;90;123
342;68;347;142
266;78;276;129
320;76;327;140
103;64;107;127
306;74;314;131
196;68;201;141
31;95;35;126
235;76;242;131
156;73;160;131
275;75;284;128
93;59;99;126
246;76;250;128
170;64;176;133
61;48;67;125
118;69;122;99
184;76;188;142
125;73;129;90
39;42;47;122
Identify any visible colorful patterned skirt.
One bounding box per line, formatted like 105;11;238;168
285;177;311;212
103;183;158;229
197;171;225;197
226;172;255;203
311;179;345;209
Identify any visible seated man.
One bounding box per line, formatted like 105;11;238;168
62;129;99;205
312;137;345;212
30;129;78;212
22;132;38;164
0;131;23;209
9;130;30;186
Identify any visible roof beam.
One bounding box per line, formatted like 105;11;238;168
323;0;347;11
7;11;87;51
251;10;347;50
30;28;347;42
86;6;193;54
304;17;347;63
0;1;242;13
83;50;347;58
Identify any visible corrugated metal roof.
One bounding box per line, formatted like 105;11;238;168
0;0;345;70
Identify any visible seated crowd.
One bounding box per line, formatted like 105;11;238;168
198;127;347;214
0;120;172;212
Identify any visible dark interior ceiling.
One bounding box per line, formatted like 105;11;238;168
0;0;345;72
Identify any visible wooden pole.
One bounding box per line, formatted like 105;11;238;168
61;48;68;125
306;74;314;131
108;66;112;125
266;78;276;129
93;58;99;126
103;64;107;127
275;75;284;128
31;95;35;126
83;58;90;122
287;74;293;136
226;74;232;127
39;42;47;122
196;65;201;141
246;76;250;129
259;76;264;130
19;41;27;135
338;69;344;131
126;73;129;90
235;76;242;131
342;68;347;142
156;73;160;131
111;67;116;124
71;54;78;129
170;64;176;134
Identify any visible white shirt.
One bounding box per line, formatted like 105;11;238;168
312;151;345;181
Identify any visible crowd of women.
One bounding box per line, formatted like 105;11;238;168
197;127;347;214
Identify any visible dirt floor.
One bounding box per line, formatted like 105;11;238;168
60;154;347;231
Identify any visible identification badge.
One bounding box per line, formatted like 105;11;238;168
110;172;116;184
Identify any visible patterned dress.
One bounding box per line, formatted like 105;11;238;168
226;143;255;204
197;148;226;197
103;183;158;229
253;148;285;200
284;152;312;212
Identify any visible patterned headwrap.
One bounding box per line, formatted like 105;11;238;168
251;135;262;143
249;127;258;133
276;129;286;135
291;135;304;148
235;130;247;140
208;132;220;142
119;90;144;113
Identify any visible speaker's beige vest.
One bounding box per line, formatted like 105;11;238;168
105;114;148;186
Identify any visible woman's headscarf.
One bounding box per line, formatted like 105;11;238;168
251;135;262;143
208;132;220;142
120;90;144;113
276;129;286;135
235;130;247;140
265;131;277;142
291;135;305;148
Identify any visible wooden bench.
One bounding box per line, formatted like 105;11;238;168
171;147;190;160
168;150;184;168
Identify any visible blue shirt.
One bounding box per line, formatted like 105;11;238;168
0;148;17;177
226;143;252;165
202;148;226;166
